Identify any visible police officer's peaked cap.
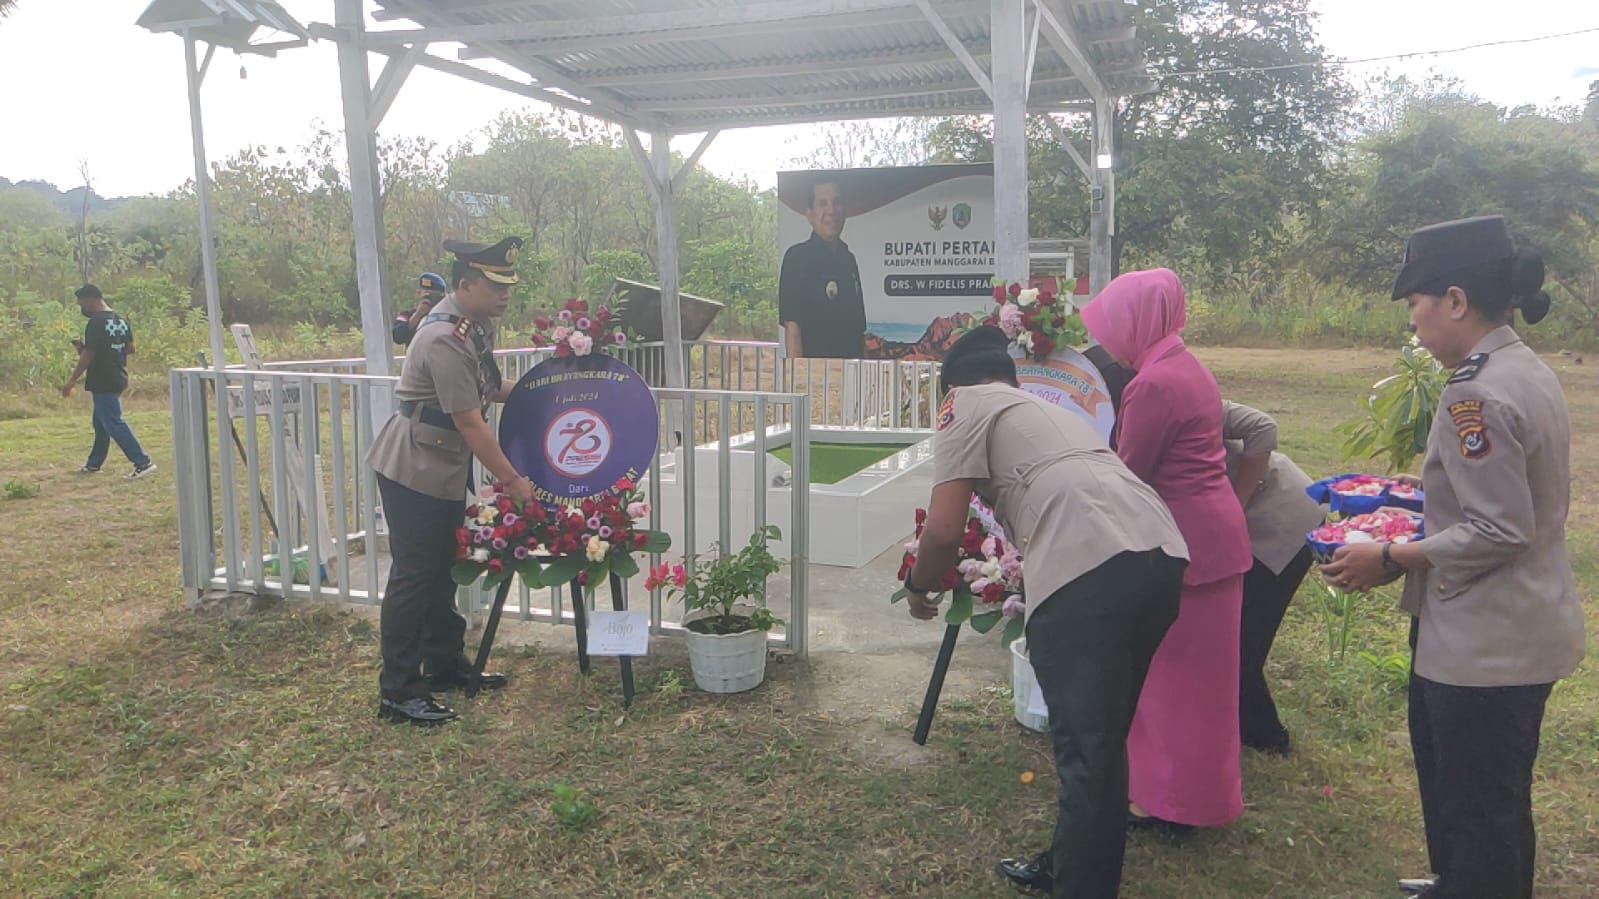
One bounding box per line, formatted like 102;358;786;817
444;236;524;285
1391;216;1514;300
418;271;448;293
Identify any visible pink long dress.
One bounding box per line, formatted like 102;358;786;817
1083;270;1253;827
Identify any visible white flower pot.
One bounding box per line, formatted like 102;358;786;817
682;606;769;694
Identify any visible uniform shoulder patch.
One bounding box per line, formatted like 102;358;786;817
936;393;956;431
1447;352;1488;384
1448;399;1490;459
453;318;473;342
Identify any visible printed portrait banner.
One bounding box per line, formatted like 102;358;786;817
777;164;996;360
499;354;659;508
1014;346;1115;444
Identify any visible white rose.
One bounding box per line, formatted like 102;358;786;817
470;548;490;563
585;535;609;561
1017;330;1036;352
1016;287;1039;307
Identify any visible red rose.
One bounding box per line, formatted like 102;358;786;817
982;582;1005;605
616;477;635;491
1008;283;1022;298
487;559;503;574
534;316;552;330
581;499;598;516
456;528;470;545
897;559;912;580
940;570;962;591
455;546;470;561
914;508;927;526
497;499;513;513
555;344;571;358
992;284;1007;302
466;504;479;518
633;532;648;549
961;532;983;555
1034;336;1055;358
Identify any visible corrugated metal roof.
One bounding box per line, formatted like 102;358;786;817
367;0;1151;132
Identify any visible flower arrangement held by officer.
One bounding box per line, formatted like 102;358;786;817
366;237;533;727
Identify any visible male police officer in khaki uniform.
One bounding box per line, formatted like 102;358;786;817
1322;217;1584;899
368;236;534;726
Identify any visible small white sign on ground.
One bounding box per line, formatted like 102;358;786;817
586;610;651;657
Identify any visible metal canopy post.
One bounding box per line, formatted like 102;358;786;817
182;29;242;593
625;128;717;444
334;0;395;433
989;0;1029;282
1090;98;1116;295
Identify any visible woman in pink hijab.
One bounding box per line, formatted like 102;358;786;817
1081;268;1253;831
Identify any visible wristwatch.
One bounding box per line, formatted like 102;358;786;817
1381;543;1401;574
903;572;937;595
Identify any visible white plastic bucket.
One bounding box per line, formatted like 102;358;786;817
683;609;769;694
1010;638;1050;732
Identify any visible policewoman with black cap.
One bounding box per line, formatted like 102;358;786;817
392;271;449;345
902;325;1188;898
1320;216;1585;899
367;236;534;726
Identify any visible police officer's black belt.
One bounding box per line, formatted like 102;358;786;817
398;400;458;431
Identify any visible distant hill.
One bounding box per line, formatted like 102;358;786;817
0;177;128;217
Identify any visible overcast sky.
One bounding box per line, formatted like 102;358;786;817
2;0;1595;198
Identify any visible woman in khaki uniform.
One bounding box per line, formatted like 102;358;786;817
1222;400;1325;754
903;326;1188;898
1321;216;1584;899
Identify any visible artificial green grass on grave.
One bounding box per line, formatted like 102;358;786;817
769;442;913;485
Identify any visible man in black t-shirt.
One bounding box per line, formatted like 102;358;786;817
779;178;867;358
62;285;155;478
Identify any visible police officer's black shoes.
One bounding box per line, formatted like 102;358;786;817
425;670;509;693
378;696;459;726
995;852;1052;895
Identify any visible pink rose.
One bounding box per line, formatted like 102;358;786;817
1002;596;1025;618
569;332;594;356
998;303;1024;338
627;501;649;519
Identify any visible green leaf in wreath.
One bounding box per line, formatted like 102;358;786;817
944;590;973;626
515;558;545;587
640;530;672;553
1000;614;1025;646
586;562;610;591
889;586;908;603
968;610;1002;633
541;553;585;586
452;563;483;586
611;551;641;581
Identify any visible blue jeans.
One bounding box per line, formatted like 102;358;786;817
87;391;150;469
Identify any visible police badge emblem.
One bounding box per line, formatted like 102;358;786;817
825;280;839;300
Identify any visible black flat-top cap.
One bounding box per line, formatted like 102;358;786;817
444;236;524;284
1391;215;1514;300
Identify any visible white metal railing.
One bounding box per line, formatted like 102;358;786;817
169;351;815;654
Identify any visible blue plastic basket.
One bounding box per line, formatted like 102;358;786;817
1306;474;1425;515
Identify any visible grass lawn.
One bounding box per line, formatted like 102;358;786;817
770;441;916;484
0;348;1595;897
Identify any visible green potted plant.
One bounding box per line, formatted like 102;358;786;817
653;525;785;693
